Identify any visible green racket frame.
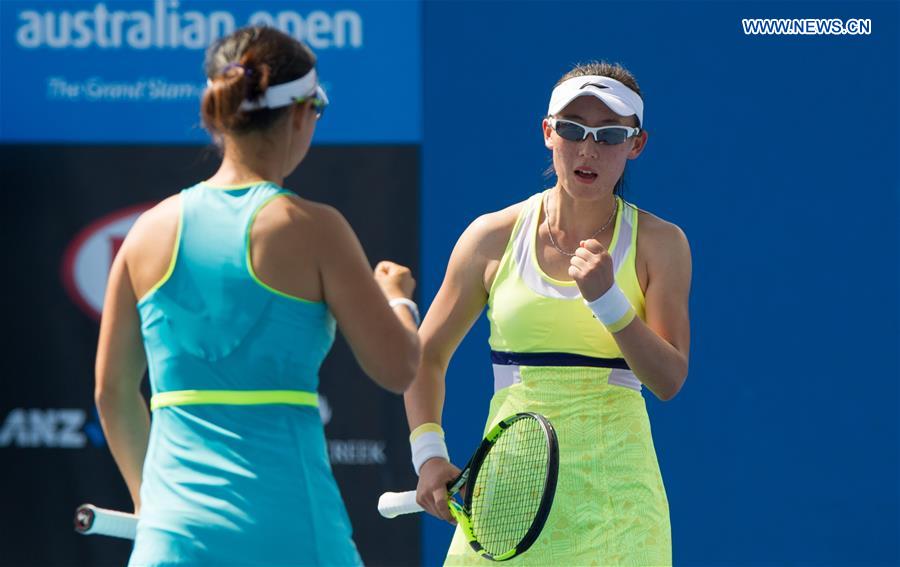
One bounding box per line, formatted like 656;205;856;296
447;412;559;561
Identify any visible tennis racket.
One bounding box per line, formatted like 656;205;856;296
74;504;138;539
378;412;559;561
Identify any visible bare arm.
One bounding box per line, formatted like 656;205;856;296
614;221;691;400
403;221;493;430
94;236;150;513
571;217;691;401
405;210;516;521
318;205;420;394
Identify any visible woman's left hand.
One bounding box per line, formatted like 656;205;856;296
568;239;615;302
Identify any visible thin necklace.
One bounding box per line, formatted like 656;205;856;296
544;190;617;257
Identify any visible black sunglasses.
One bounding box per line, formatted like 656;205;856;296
549;117;640;145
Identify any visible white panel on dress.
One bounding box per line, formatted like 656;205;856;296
492;364;522;392
608;368;642;392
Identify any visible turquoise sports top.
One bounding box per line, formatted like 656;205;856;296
129;181;361;566
137;181;335;398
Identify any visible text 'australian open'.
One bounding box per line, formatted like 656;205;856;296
16;0;363;50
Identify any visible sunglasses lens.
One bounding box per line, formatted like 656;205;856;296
554;120;586;141
596;128;629;144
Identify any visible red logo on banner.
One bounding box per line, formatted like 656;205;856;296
61;203;155;321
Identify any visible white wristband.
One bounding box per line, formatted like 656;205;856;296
584;283;636;332
410;423;449;475
389;298;420;326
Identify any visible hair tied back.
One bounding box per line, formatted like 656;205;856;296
222;62;252;77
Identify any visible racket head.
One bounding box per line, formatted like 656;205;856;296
455;412;559;561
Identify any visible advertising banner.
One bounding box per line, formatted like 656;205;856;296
0;0;421;143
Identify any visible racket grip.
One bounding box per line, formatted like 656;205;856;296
74;504;138;539
378;491;423;518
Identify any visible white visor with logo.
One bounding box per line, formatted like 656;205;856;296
547;75;643;126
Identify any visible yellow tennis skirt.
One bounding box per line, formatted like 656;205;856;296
444;365;671;566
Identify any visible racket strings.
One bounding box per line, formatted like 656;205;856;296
469;417;549;555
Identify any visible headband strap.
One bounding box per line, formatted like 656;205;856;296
239;68;327;111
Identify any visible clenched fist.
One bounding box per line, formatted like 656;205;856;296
568;239;615;302
374;260;415;300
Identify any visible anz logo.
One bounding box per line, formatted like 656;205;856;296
1;400;327;448
0;408;106;449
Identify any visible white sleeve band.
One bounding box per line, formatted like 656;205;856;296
389;297;421;326
410;431;449;475
584;283;633;325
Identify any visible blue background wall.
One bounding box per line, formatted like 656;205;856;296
421;2;899;566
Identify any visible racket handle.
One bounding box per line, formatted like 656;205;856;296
378;491;423;518
74;504;138;539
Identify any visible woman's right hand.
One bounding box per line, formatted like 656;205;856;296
416;458;461;524
374;260;415;300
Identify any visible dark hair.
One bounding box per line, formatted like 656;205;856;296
201;26;316;137
555;61;642;102
547;61;643;197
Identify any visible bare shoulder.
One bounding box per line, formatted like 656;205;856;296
259;193;327;225
450;199;528;292
123;194;182;297
636;208;691;273
255;193;352;243
251;194;361;296
128;194;180;241
124;194;181;260
461;199;526;262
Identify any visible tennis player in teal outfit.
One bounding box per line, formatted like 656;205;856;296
94;27;421;566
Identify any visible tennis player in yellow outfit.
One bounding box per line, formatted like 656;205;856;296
404;61;691;566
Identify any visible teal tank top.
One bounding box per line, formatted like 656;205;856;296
129;181;362;566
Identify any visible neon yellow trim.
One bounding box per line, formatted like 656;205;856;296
492;549;516;561
409;422;444;443
150;389;318;411
484;418;508;443
200;180;275;190
606;196;624;267
606;306;636;333
623;202;647;305
607;196;634;279
449;500;476;543
245;193;322;304
612;199;630;279
138;197;183;304
611;201;646;323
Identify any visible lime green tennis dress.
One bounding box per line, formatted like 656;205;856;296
444;191;672;566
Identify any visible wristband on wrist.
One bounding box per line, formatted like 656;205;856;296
585;283;636;333
389;297;420;326
409;422;449;475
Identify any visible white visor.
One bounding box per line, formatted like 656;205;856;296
547;75;643;126
238;68;327;111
